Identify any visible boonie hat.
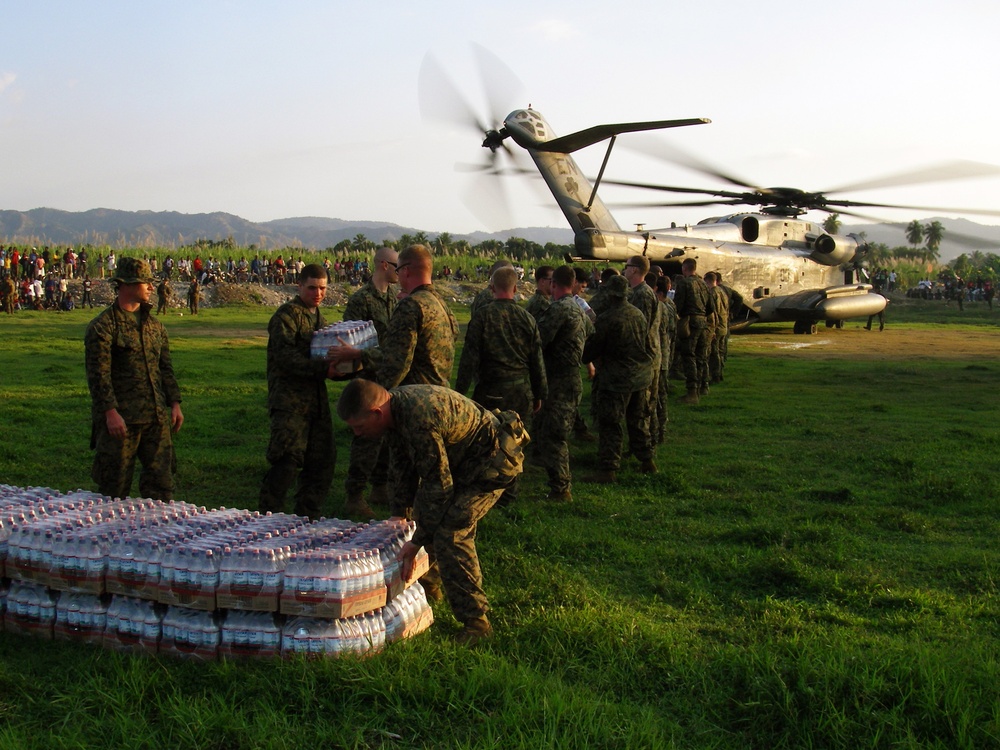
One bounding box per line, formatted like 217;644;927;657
113;257;155;284
603;274;629;300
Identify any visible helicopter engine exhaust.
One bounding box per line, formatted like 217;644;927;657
810;234;858;266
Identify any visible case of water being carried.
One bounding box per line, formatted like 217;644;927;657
310;320;377;374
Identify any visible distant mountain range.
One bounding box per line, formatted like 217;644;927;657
1;208;997;265
0;208;573;251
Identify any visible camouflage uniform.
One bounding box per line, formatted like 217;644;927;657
259;297;334;519
468;286;495;323
534;296;588;494
85;301;182;500
456;298;547;504
654;296;677;443
455;299;547;424
343;280;397;499
361;284;457;389
156;279;172;315
187;281;199;314
524;290;550;321
582;279;655;472
388;385;519;625
628;281;662;444
674;274;715;394
589;284;614;318
709;284;730;384
2;276;14;314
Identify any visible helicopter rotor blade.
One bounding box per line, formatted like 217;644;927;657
608;199;745;209
823;160;1000;194
601;178;749;201
820;198;1000;219
418;52;489;133
472;42;525;129
463;167;515;231
624;133;760;190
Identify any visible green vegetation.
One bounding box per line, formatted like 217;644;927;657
0;299;998;749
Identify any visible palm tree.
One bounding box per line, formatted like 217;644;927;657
434;232;452;256
924;221;945;256
351;233;370;253
413;231;429;247
822;213;841;234
905;220;924;247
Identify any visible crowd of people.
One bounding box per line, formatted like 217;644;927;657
79;244;739;647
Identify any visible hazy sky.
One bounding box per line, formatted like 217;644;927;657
3;0;999;236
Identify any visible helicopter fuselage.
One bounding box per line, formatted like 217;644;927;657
503;108;886;329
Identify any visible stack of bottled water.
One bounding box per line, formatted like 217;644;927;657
54;592;108;644
0;485;437;659
311;319;378;374
310;320;378;361
161;606;222;660
280;609;386;657
104;596;164;654
383;581;434;644
6;580;58;638
219;610;283;658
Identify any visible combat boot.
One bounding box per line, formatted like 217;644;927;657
699;383;710;396
456;616;493;646
679;389;700;405
343;491;374;520
367;483;390;508
546;488;573;502
639;459;658;474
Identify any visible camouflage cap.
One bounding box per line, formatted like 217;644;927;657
113;257;155;284
603;274;629;300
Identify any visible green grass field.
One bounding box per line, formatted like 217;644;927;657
0;296;998;749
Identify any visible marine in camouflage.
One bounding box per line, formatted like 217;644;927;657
84;297;182;501
344;278;396;339
534;295;588;494
343;279;397;496
674;272;715;393
583;278;655;471
361;284;457;389
387;385;519;624
259;296;335;519
709;282;731;384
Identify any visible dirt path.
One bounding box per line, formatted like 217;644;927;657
735;323;1000;360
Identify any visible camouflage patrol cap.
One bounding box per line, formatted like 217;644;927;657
603;274;629;300
113;257;155;284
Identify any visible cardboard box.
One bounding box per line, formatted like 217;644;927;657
279;587;387;620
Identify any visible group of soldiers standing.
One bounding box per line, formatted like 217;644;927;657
80;245;734;647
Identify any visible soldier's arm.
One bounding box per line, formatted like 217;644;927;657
84;316;118;415
268;308;329;381
528;321;548;403
407;432;455;550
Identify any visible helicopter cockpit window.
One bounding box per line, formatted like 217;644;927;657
741;216;760;243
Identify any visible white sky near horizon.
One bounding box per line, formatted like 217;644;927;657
2;0;999;238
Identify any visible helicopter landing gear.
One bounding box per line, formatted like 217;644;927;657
793;320;817;335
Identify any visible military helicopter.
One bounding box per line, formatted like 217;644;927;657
421;49;1000;332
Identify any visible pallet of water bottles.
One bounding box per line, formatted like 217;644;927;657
0;484;432;660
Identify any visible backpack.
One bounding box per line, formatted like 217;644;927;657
483;409;531;485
